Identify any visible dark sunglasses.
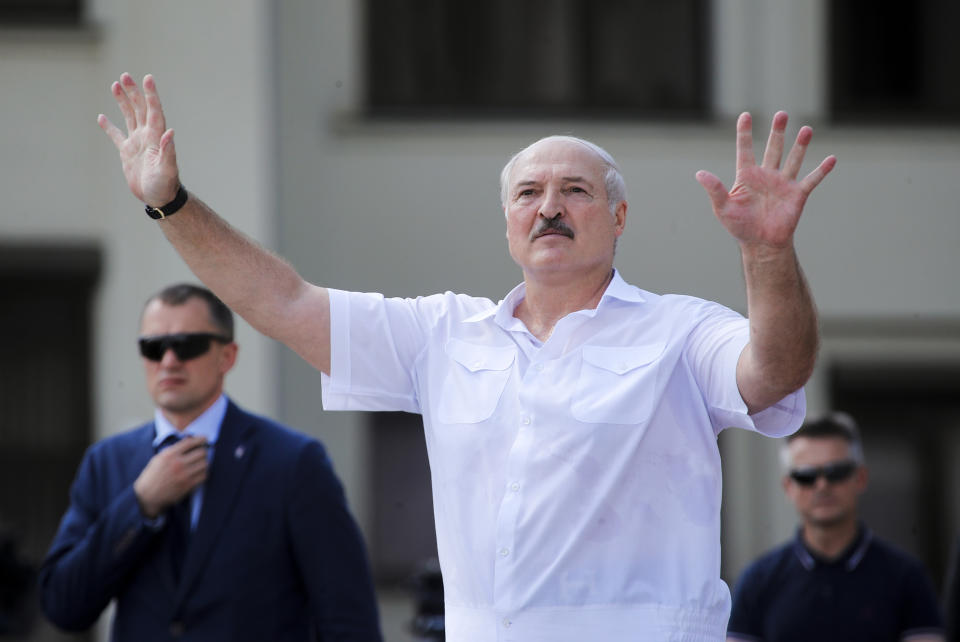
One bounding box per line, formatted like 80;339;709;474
138;332;231;362
789;460;858;487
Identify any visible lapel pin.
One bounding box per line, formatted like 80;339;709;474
234;445;245;459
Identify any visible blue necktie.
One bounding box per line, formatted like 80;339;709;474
157;434;192;582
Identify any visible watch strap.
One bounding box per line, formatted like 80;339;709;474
144;185;188;220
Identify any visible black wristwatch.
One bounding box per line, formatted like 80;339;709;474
144;185;188;220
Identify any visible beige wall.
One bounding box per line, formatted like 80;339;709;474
1;0;277;431
2;5;275;636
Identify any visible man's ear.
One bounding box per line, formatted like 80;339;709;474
219;342;238;374
614;200;627;236
853;465;869;494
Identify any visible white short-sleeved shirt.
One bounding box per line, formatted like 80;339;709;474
321;270;804;641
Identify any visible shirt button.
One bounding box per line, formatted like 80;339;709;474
521;416;531;425
534;363;544;372
499;547;510;557
503;618;512;628
473;361;483;369
510;482;520;492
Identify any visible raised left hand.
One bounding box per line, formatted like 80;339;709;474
696;111;836;251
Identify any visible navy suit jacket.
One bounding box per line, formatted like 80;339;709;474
39;399;382;641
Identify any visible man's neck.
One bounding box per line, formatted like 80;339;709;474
160;393;223;431
515;267;614;342
801;517;860;560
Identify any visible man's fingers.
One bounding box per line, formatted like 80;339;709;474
174;435;209;454
168;435;204;451
695;170;728;214
782;126;813;179
166;438;209;495
189;466;209;485
181;447;210;465
120;72;147;128
761;111;788;170
159;129;177;163
799;155;837;195
161;436;209;463
735;112;756;174
98;114;126;149
112;80;137;134
183;460;209;482
143;74;167;133
181;458;209;494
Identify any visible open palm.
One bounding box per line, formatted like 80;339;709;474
98;73;180;207
696;111;836;250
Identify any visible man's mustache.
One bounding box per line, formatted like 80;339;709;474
531;217;574;240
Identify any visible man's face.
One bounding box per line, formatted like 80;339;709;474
139;298;236;426
782;436;867;529
503;139;626;281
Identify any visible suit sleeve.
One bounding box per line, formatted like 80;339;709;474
38;446;161;631
286;440;383;641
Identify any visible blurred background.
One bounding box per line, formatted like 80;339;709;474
1;0;958;639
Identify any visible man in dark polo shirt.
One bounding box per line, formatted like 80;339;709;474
727;412;945;642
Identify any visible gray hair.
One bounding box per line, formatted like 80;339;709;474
499;135;627;215
779;411;866;470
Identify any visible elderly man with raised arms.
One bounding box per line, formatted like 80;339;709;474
99;73;835;641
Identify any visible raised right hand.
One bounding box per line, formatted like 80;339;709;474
133;435;209;519
98;73;181;208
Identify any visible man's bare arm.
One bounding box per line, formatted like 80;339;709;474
697;112;836;413
156;194;332;374
99;73;332;373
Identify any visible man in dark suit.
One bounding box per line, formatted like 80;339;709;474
39;283;382;641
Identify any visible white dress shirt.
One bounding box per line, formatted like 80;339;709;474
322;270;804;641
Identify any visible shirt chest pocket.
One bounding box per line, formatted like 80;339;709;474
570;342;666;425
436;339;516;424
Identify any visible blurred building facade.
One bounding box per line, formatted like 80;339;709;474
2;1;958;640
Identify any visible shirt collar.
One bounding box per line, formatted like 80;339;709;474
598;269;647;305
152;394;228;449
792;524;873;572
464;268;647;328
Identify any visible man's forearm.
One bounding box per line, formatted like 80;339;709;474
155;192;333;373
737;243;818;413
158;194;303;336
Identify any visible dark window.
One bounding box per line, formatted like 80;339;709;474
830;358;960;592
830;0;960;123
0;0;82;26
369;412;438;585
0;244;99;641
366;0;709;119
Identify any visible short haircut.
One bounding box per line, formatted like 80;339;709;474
144;283;234;341
780;411;866;469
499;135;627;215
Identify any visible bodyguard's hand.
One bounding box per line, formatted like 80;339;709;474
695;111;836;252
98;73;181;208
133;436;209;519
